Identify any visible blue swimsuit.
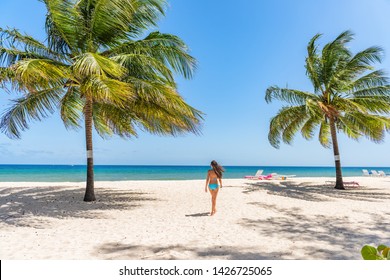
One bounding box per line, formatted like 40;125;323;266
208;170;219;190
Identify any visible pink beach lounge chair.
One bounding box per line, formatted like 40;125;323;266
325;181;360;188
257;174;273;180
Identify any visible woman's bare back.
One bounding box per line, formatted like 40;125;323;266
208;170;218;184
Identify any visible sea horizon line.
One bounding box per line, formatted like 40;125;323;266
1;163;390;168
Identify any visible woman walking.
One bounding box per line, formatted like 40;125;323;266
205;160;224;216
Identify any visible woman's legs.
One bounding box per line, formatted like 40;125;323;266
209;188;219;215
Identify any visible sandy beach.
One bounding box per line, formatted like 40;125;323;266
0;177;389;260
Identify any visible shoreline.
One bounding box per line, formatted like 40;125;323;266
0;175;387;184
1;177;389;260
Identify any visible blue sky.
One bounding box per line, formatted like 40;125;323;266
1;0;390;166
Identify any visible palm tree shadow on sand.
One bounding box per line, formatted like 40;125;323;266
243;181;390;202
0;186;156;228
95;242;285;260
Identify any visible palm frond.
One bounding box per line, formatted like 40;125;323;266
0;47;42;67
144;32;197;79
332;96;368;114
0;66;15;87
318;120;331;148
79;77;135;107
350;70;389;91
265;86;317;105
268;105;308;148
349;94;390;114
125;76;174;100
77;0;166;47
305;33;323;93
60;87;84;129
0;87;64;138
130;85;203;136
0;28;67;63
112;53;175;84
322;51;350;91
325;30;354;49
43;0;84;53
282;113;309;144
333;47;385;90
335;116;362;140
92;101;138;138
338;112;390;142
133;101;203;136
301;116;321;140
351;85;390;99
12;58;69;91
107;32;196;79
92;84;203;138
348;46;383;68
123;0;166;36
73;52;126;79
121;78;204;135
320;31;354;90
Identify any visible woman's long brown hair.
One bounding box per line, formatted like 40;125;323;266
211;160;225;178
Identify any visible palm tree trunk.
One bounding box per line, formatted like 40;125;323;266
329;117;344;190
83;97;96;201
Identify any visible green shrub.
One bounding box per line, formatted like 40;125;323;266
361;245;390;260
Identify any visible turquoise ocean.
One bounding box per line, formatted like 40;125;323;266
0;165;389;182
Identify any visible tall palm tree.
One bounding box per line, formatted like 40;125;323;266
265;31;390;189
0;0;203;201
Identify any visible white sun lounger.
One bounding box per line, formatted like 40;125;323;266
371;170;380;176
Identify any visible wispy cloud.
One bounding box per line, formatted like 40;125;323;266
21;149;54;155
0;145;13;155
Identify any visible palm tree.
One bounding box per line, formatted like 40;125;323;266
0;0;203;201
265;31;390;189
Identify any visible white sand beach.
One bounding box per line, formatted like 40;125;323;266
0;177;389;260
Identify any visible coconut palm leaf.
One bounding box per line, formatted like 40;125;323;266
351;70;389;91
112;53;175;84
301;116;322;140
350;95;390;114
76;0;166;45
92;101;138;138
265;86;317;105
351;85;390;99
72;52;126;79
1;87;65;138
60;87;84;129
318;121;331;148
12;59;69;91
306;33;323;93
0;28;67;62
108;32;196;80
79;77;135;107
43;0;84;53
268;105;307;148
